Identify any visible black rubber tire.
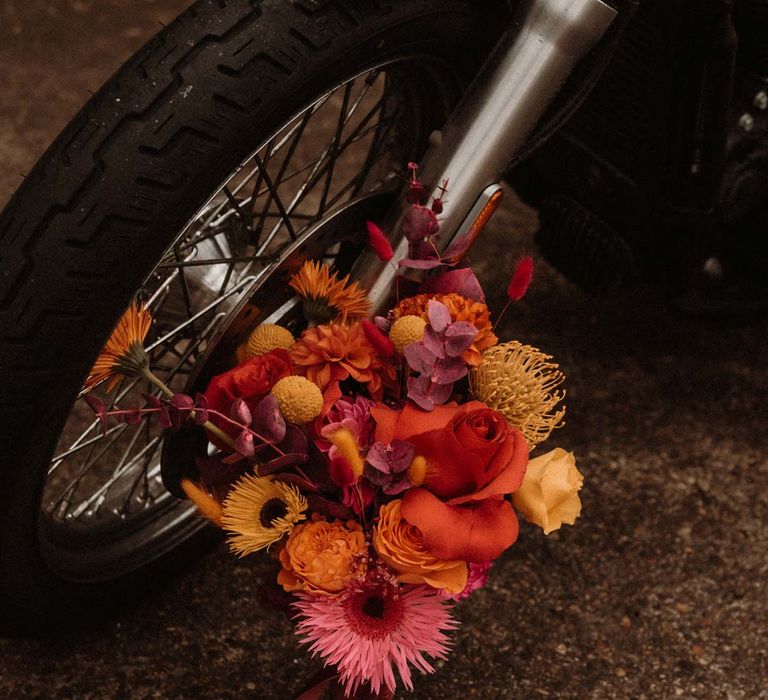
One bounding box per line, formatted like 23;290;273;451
0;0;503;636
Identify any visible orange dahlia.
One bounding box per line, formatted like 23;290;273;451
289;260;370;324
84;301;152;392
393;293;497;365
290;322;395;401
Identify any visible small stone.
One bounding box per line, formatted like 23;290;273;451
675;602;691;614
246;682;256;691
555;643;567;655
615;667;626;678
620;616;632;629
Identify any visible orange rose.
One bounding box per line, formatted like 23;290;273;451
373;500;467;594
277;516;367;595
372;401;528;562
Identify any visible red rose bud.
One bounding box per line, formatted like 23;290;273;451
507;255;534;301
365;220;394;262
361;319;395;358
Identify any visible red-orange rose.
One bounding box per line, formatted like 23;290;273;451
204;349;292;441
372;401;528;562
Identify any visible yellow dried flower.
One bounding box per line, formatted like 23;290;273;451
327;427;364;479
408;455;429;487
244;323;295;358
271;375;323;424
470;341;565;448
221;474;307;556
389;315;426;355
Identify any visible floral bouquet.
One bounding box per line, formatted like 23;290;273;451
85;166;584;699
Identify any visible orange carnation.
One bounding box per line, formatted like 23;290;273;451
393;293;497;365
290;322;396;404
373;500;467;594
278;516;367;595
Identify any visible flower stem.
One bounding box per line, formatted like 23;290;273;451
142;366;240;453
492;298;512;333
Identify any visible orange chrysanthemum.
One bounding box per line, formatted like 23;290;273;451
290;322;395;401
289;260;370;324
84;301;152;391
393;293;497;365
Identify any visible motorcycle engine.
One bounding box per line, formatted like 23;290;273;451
511;0;768;308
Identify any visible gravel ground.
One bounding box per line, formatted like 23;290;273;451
1;2;767;699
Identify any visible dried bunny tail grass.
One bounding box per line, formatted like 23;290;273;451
470;341;566;448
181;479;224;527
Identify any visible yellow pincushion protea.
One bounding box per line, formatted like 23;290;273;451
470;341;566;448
271;375;323;424
244;323;295;358
389;315;426;355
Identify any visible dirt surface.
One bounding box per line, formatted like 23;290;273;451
1;2;767;699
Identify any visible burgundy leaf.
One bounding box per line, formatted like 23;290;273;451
158;407;172;429
193;407;209;426
279;424;309;456
433;357;468;384
402;205;439;241
406;374;435;411
123;406;142;425
142;393;163;409
84;394;108;436
168;406;187;431
221;452;247;465
397;257;443;270
429;379;455;406
421;267;485;302
421;326;447;359
443;321;477;357
427;300;452;333
83;393;105;415
235;429;254;457
251;394;286;443
170;393;195;411
230;397;252;426
442;230;473;261
403;342;437;375
272;473;320;494
305;493;354;519
406;181;428;205
293;671;339;700
258;453;309;475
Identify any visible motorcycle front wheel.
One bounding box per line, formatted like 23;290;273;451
0;0;504;636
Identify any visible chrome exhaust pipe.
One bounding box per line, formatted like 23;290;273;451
362;0;617;305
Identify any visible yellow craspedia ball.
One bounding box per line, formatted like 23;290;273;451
389;315;427;355
271;376;323;424
244;323;295;358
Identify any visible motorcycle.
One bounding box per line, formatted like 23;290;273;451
0;0;765;636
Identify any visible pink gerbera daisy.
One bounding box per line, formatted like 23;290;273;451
293;581;457;696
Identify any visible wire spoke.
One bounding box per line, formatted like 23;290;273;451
47;62;416;543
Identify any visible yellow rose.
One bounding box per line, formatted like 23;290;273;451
373;500;468;594
278;516;367;595
512;448;583;534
